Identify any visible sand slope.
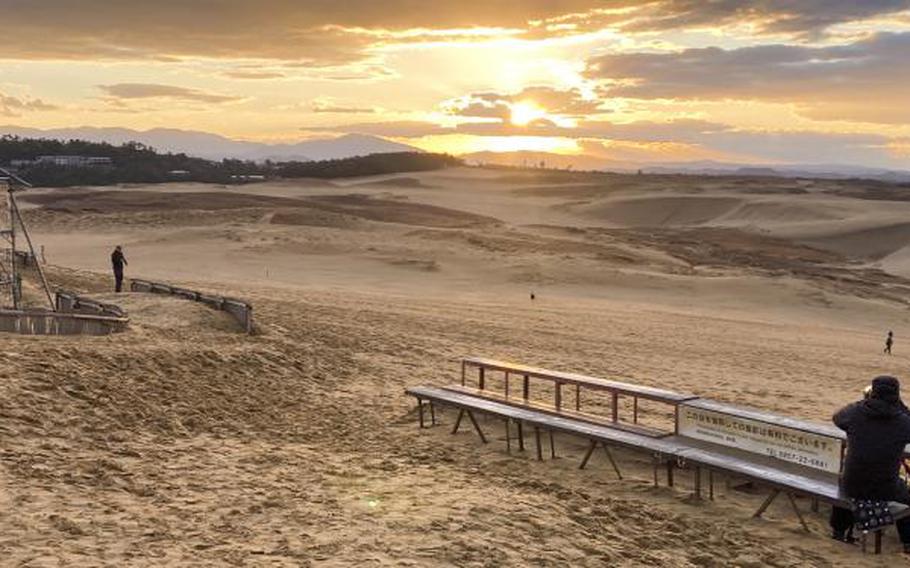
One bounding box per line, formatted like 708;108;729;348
5;168;910;564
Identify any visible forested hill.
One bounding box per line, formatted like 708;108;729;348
0;136;460;187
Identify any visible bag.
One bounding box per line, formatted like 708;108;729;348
853;499;895;532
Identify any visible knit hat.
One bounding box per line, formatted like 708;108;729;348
870;375;901;403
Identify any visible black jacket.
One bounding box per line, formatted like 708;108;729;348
834;399;910;499
111;250;127;270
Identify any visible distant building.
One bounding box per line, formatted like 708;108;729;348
230;174;266;183
33;155;113;167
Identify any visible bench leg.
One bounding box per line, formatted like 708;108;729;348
601;443;623;480
861;532;868;553
652;458;659;488
693;468;702;500
579;440;597;470
875;530;883;554
753;489;780;519
451;409;465;434
708;470;714;501
785;492;810;532
666;462;675;487
505;419;511;454
549;430;556;459
430;402;436;426
535;427;543;461
517;422;524;451
418;399;425;428
466;411;487;444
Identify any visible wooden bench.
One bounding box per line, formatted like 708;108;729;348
461;357;697;437
409;365;910;553
408;385;688;477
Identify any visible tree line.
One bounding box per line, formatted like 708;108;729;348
0;135;461;187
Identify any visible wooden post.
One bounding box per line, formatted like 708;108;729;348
611;392;619;422
708;470;714;501
523;374;530;400
504;372;510;398
534;427;543;461
575;384;581;411
633;397;639;424
418;400;425;428
461;360;466;386
505;419;511;454
666;462;674;487
693;468;702;500
549;430;556;458
430;402;436;426
555;383;562;411
517;422;525;451
466;411;487;443
452;409;465;434
579;440;597;469
479;367;485;390
601;443;623;480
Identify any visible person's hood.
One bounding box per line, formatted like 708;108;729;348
861;397;905;419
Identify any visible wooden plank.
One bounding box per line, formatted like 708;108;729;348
442;385;667;438
462;356;697;403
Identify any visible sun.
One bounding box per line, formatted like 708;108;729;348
509;101;546;126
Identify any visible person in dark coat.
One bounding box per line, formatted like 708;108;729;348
885;331;894;355
111;245;128;293
830;376;910;549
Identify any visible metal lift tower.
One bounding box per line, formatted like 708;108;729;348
0;167;54;310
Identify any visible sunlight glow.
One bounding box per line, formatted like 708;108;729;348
509;102;547;126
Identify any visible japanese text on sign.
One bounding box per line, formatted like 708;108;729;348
678;404;843;473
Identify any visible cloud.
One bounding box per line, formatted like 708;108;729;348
531;1;910;38
442;87;603;124
311;100;376;114
98;83;243;104
1;1;906;66
222;70;286;80
586;32;910;124
0;0;601;63
0;93;58;116
307;117;905;166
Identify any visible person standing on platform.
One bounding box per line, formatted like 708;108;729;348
885;331;894;355
830;376;910;550
111;245;128;293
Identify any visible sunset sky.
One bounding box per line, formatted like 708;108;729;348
1;1;909;167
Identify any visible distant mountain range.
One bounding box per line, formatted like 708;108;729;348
2;126;908;182
464;151;910;183
0;126;420;162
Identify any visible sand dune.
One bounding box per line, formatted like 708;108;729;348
7;168;910;564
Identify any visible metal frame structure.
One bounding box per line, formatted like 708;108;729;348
0;167;54;310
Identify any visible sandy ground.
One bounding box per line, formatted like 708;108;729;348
4;167;910;565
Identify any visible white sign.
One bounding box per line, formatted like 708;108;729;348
678;404;843;474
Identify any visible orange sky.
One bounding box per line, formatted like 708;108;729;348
1;1;909;167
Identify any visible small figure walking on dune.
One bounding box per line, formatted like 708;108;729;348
530;291;535;301
885;331;894;355
111;245;128;293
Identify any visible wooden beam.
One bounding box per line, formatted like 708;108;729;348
785;492;810;532
753;489;780;518
451;409;465;434
579;440;597;469
601;443;623;480
466;410;488;443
